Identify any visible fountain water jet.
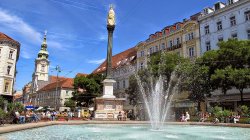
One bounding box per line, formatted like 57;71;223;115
130;65;181;130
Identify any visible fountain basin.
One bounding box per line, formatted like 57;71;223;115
1;122;250;140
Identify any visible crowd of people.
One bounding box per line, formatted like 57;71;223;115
13;110;75;124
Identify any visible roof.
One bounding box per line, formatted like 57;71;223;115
92;47;137;74
49;76;68;83
0;32;20;60
38;78;74;92
76;73;88;77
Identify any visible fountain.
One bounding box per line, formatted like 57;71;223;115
129;51;182;129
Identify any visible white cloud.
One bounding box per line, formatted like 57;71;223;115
0;8;68;59
87;58;105;64
0;8;42;44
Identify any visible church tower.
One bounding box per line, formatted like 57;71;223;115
32;31;50;92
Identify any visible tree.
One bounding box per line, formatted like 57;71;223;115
200;39;250;97
211;66;234;95
126;75;142;106
72;75;102;107
229;68;250;103
64;99;76;111
178;61;210;111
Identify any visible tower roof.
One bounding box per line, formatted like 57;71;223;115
37;31;49;59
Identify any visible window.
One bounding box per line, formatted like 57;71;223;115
190;32;194;40
0;48;1;55
7;66;11;75
218;37;223;42
150;47;153;54
217;21;222;31
245;11;250;21
4;82;9;92
169;40;173;47
247;30;250;39
230;16;236;26
117;81;120;89
206;42;211;51
123;80;126;88
140;62;143;69
188;47;194;57
9;51;13;59
140;51;144;57
161;43;165;50
155;46;158;52
187;32;194;40
232;33;238;39
41;64;45;72
205;26;210;34
176;38;180;45
66;91;69;96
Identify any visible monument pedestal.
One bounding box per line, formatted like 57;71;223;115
94;78;125;119
102;79;116;98
94;97;125;119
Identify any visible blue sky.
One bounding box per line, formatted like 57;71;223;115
0;0;219;90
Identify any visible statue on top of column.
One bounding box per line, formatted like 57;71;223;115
107;4;115;26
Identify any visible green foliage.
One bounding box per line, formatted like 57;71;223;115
126;75;142;106
239;105;249;115
7;102;24;113
200;40;250;102
74;76;100;95
0;96;5;109
64;99;76;111
0;108;6;119
178;61;210;104
72;74;102;107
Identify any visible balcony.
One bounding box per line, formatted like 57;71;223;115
166;44;182;51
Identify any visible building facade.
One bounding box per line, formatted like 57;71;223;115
199;0;250;54
136;14;201;71
0;33;20;101
36;77;74;111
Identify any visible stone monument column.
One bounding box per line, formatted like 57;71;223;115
102;5;116;98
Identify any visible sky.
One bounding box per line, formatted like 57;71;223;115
0;0;220;90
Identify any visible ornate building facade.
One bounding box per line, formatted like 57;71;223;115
199;0;250;54
0;32;20;101
136;14;201;71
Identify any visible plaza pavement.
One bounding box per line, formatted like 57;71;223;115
0;120;250;135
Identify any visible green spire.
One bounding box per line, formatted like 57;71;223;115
38;30;49;59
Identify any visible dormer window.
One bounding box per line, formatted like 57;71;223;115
228;0;234;5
